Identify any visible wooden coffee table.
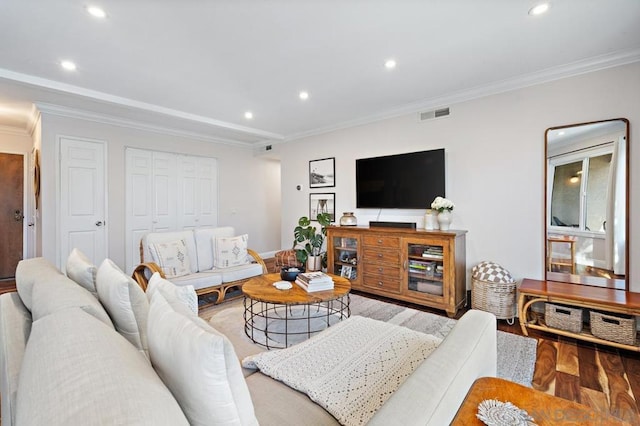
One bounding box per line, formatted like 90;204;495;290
242;273;351;349
451;377;629;425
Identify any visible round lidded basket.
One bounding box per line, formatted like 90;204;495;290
471;261;517;324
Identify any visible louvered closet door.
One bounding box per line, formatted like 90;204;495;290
125;149;217;273
178;156;218;229
125;148;153;272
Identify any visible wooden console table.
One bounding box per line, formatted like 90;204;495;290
451;377;628;425
518;279;640;352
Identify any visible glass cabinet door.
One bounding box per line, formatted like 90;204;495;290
406;241;445;297
332;236;358;280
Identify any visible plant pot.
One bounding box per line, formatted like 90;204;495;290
306;255;322;272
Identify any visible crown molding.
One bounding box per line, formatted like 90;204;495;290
35;103;282;147
0;124;29;136
26;104;40;137
284;48;640;142
0;68;283;143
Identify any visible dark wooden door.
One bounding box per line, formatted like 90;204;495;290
0;153;24;279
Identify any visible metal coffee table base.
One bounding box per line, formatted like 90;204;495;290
243;295;350;349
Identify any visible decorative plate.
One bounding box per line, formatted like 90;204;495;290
273;281;293;290
477;399;536;426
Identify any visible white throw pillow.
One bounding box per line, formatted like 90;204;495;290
148;292;258;426
213;234;249;268
96;259;150;359
149;239;192;278
65;248;98;297
146;272;198;316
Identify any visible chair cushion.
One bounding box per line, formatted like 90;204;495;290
66;248;98;297
16;307;189;426
96;259;150;358
15;257;64;311
31;273;114;328
147;292;258;426
143;230;198;273
218;263;264;283
149;239;192;278
194;227;235;272
146;272;198;316
214;234;249;268
170;271;223;291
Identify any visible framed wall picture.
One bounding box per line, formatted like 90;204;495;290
309;157;335;188
309;192;335;222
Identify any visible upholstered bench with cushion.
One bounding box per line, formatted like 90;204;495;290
132;227;267;304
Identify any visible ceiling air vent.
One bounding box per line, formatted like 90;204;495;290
419;107;450;122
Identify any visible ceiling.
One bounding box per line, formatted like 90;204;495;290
1;0;639;146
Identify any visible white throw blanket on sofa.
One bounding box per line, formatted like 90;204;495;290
242;316;441;426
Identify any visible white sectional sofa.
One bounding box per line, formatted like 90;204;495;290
0;256;498;425
133;226;267;304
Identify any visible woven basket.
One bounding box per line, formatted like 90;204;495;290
590;311;637;346
471;277;516;320
545;303;583;333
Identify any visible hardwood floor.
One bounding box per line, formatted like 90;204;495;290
497;320;640;425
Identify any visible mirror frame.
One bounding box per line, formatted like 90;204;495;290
544;118;630;290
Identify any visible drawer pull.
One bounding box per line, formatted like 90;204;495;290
378;253;383;258
377;239;383;244
377;281;383;287
378;267;383;272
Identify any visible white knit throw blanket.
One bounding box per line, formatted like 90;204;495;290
242;315;441;426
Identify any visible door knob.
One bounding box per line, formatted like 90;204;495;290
95;221;104;227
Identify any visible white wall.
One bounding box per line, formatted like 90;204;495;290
0;130;32;154
276;62;640;292
38;115;282;270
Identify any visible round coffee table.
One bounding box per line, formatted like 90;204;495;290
242;273;351;349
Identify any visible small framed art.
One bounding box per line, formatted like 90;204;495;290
309;192;335;222
309;157;335;188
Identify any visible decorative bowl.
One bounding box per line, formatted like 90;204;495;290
280;266;304;281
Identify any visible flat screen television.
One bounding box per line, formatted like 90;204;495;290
356;148;445;209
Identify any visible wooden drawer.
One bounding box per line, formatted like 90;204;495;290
363;263;401;278
362;247;400;264
362;235;400;249
362;274;401;293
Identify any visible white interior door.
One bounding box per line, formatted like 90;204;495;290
59;137;107;270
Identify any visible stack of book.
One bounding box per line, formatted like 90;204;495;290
295;272;335;292
422;246;443;259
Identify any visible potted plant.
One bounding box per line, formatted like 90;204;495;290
293;212;332;271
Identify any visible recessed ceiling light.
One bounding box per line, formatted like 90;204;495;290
244;111;253;120
384;59;397;69
61;60;77;71
528;3;550;16
299;91;309;100
87;5;106;18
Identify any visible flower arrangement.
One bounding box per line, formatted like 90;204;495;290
431;196;455;213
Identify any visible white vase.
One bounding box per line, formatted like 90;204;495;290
437;211;452;231
424;211;438;230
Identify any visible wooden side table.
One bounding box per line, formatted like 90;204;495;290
451;377;629;425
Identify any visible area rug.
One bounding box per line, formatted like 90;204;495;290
203;293;537;387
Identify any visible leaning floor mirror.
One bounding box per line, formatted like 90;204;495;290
545;118;629;290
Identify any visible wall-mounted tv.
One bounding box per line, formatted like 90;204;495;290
356;148;445;209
